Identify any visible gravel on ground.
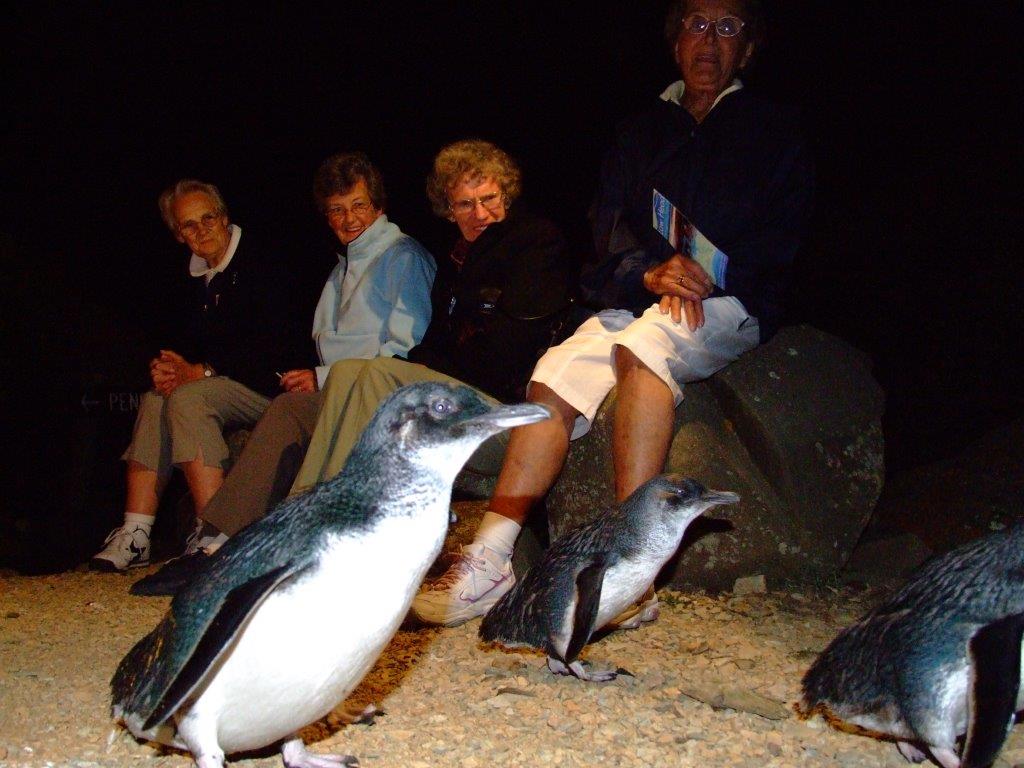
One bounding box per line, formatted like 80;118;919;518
3;553;1023;768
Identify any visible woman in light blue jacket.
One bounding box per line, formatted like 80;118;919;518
130;152;435;592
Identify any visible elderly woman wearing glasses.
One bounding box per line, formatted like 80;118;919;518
285;138;574;492
89;179;299;572
128;153;438;594
284;140;573;489
412;0;814;627
132;140;576;589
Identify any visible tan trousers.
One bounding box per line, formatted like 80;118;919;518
122;377;270;481
200;390;321;535
290;357;509;496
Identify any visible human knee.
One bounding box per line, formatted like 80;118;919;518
527;382;578;436
263;391;304;421
329;358;371;378
613;344;650;376
133;390;168;431
138;390;165;412
614;344;672;390
356;356;408;389
164;383;206;420
322;358;371;393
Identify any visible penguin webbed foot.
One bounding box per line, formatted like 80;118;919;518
896;741;928;764
894;742;961;768
336;703;383;726
546;656;620;682
281;737;359;768
927;746;961;768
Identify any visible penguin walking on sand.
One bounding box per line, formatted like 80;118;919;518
799;523;1024;768
480;475;738;681
110;382;550;768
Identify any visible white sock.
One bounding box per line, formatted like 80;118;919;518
474;511;521;558
123;513;154;535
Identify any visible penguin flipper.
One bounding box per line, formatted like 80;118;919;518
962;613;1024;768
564;557;612;665
143;563;305;731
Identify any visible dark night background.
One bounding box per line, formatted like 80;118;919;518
2;2;1021;572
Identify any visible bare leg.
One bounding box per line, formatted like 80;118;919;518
488;382;578;525
124;460;163;519
612;346;675;502
180;448;225;517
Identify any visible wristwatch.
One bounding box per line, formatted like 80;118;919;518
202;364;215;378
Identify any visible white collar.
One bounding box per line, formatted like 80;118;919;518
660;78;743;113
189;224;242;283
345;214;398;262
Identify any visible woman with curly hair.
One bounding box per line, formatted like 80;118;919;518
285;139;575;493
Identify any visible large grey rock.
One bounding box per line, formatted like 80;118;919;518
546;325;885;591
867;417;1024;553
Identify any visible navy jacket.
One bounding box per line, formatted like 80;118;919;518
178;240;301;398
585;87;814;342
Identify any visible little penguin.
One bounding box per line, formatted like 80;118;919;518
798;523;1024;768
110;381;550;768
480;474;739;681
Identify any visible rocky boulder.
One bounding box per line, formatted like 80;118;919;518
545;325;885;591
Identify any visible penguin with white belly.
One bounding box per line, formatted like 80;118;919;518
480;475;738;681
111;381;550;768
799;523;1024;768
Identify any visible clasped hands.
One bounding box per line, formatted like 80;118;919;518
151;351;319;397
642;254;712;331
150;350;206;397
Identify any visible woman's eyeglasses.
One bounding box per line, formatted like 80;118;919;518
682;13;745;38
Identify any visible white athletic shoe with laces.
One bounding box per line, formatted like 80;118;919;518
412;542;515;626
89;524;151;572
179;519;205;558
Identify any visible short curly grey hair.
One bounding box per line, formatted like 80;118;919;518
157;179;228;233
425;139;522;219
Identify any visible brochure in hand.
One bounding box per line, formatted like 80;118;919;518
652;189;728;288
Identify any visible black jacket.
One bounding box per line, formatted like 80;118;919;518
407;210;575;402
177;236;301;398
585;87;814;342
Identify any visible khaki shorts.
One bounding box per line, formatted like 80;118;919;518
531;297;759;439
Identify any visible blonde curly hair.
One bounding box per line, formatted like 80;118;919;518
426;139;522;218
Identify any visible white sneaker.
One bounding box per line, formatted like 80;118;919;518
89;524;151;572
180;519;212;558
411;542;515;627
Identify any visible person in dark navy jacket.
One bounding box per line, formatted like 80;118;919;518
89;179;294;572
413;0;814;627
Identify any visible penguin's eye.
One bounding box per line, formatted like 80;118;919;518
431;397;454;415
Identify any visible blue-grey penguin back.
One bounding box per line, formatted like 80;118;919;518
480;474;736;654
111;381;551;754
480;506;625;652
799;523;1024;765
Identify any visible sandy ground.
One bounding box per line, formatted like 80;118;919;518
2;550;1024;768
